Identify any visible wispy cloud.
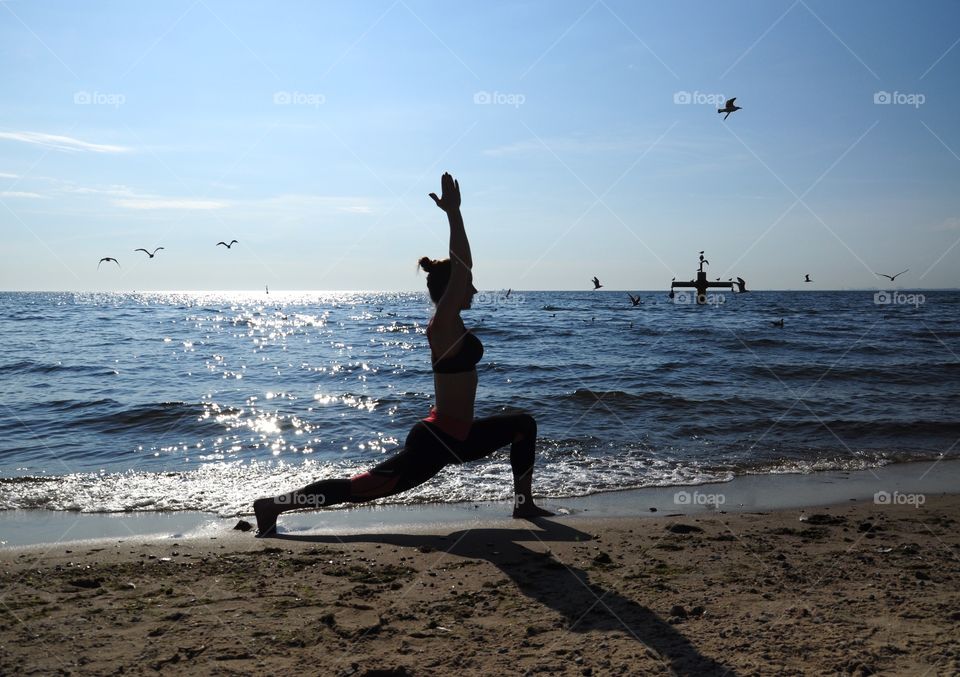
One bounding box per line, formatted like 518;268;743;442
7;175;375;215
110;193;373;212
113;197;228;210
0;171;20;179
62;184;136;197
481;133;714;158
37;180;224;210
933;216;960;232
484;136;634;157
252;194;376;214
0;131;130;153
0;190;47;198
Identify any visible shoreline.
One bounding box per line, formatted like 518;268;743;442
2;486;957;674
2;458;956;549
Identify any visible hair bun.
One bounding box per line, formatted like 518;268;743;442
418;256;433;273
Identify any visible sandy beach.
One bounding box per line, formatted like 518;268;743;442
2;492;958;676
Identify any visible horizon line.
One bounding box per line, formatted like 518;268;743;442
1;288;956;294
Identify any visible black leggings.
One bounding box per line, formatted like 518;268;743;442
286;413;537;508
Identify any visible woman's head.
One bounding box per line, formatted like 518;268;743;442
418;256;476;308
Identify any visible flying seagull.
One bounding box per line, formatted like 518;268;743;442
628;293;641;306
98;257;120;269
876;269;909;282
718;97;741;120
804;274;812;283
505;288;512;298
217;240;239;249
134;247;164;258
591;276;603;290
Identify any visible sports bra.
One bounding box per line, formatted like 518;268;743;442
426;321;483;374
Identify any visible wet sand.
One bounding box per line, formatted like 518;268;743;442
2;494;958;676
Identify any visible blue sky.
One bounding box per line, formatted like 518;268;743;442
1;0;958;291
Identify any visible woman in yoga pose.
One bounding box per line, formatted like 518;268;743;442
253;172;552;535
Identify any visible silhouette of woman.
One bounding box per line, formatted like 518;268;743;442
253;173;552;534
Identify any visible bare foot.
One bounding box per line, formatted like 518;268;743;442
253;497;280;536
513;503;554;519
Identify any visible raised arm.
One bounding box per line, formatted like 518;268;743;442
429;172;472;319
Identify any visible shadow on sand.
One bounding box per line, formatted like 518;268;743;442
271;518;735;676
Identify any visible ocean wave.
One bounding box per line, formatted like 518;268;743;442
564;388;752;408
730;453;927;475
0;360;118;376
674;417;960;440
741;362;940;382
469;326;515;337
908;329;960;339
63;400;219;434
9;314;55;321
